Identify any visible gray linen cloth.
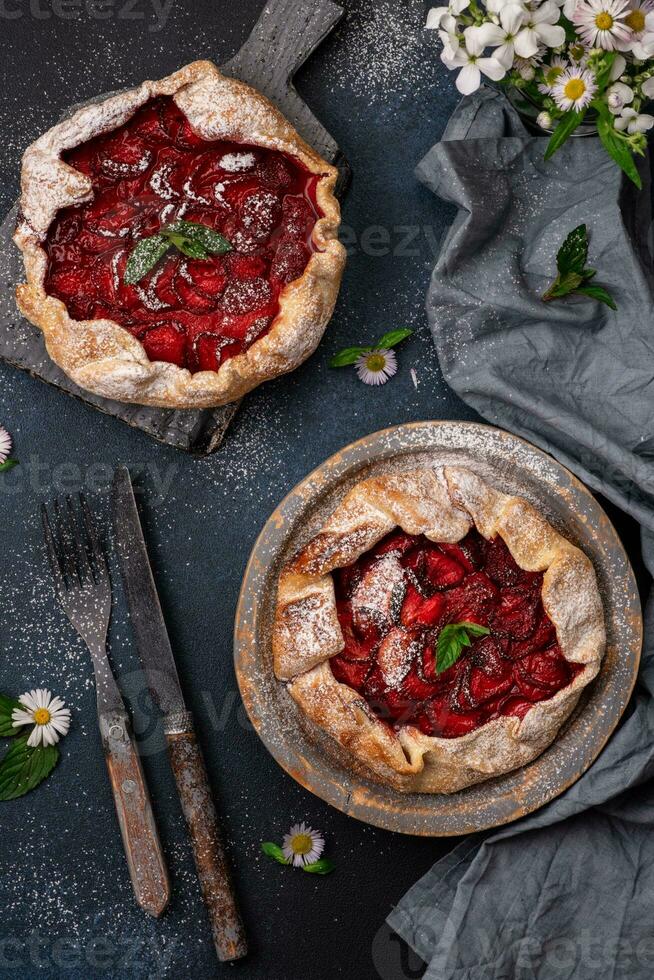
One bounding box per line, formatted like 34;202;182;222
387;87;654;979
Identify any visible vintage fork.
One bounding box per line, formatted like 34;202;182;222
41;494;170;917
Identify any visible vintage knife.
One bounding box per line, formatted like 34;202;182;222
111;466;247;963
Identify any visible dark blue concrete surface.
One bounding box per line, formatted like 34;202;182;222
0;2;643;978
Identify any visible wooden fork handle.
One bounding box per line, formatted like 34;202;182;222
100;712;170;917
165;719;247;962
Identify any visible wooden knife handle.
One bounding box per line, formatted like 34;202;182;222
100;713;170;917
165;724;247;962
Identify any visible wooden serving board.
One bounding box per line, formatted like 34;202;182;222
0;0;348;454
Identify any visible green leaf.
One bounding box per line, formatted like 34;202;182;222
0;693;21;737
576;283;618;310
164;220;232;256
303;857;335;875
0;459;18;473
582;268;597;281
544;110;586;160
261;842;290;865
556;224;588;276
595;102;642;189
166;233;210;261
375;328;413;350
329;346;371;368
542;270;584;301
436;622;490;674
124;234;171;285
0;734;59;801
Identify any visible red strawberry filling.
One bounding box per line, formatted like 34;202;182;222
330;528;584;739
43;96;325;373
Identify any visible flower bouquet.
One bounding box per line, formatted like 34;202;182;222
427;0;654;186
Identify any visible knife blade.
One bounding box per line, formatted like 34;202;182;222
111;465;247;963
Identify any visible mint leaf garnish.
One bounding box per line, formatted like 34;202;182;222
0;734;59;801
0;459;18;474
436;621;490;675
376;328;413;349
124;233;170;285
165;220;232;256
124;222;233;285
330;346;371;367
542;225;617;309
0;693;21;738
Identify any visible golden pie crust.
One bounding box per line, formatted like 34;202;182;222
272;466;606;794
13;61;346;409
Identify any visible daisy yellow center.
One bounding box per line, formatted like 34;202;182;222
545;66;564;85
595;11;614;29
626;9;645;30
563;78;587;101
366;353;386;371
33;708;51;725
290;833;313;855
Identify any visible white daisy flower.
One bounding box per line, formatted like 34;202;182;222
614;106;654;130
12;689;71;747
538;55;569;94
355;349;398;386
552;66;598;110
623;0;654;38
282;823;325;867
0;426;11;465
443;26;507;94
629;10;654;56
514;1;566;58
572;0;632;50
470;5;528;69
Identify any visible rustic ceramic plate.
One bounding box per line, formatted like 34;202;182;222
234;421;642;835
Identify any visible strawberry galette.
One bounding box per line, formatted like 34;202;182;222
272;466;605;793
14;61;345;408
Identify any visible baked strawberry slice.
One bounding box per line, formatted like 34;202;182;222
509;615;556;659
222;277;274;316
281;196;315;238
483;536;523;587
131;100;170;145
500;696;536;720
239;189;281;241
396;663;438;710
227;253;268;280
140;322;187;367
334;564;362;600
330;656;371;692
257;155;294;189
400;586;447;628
439;536;481;573
47;263;97;303
174;273;219;313
445;571;499;624
468;656;513;705
424;547;466;589
372;531;417;558
423;696;482;738
517;647;572;693
86;200;140;238
100;132;152;179
491;587;539;639
270;240;310;285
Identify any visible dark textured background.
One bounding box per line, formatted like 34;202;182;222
0;1;644;978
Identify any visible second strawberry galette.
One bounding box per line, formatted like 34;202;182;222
273;466;605;793
14;61;345;408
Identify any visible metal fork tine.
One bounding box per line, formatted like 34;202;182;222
54;498;79;586
41;504;67;597
80;493;109;580
65;496;94;585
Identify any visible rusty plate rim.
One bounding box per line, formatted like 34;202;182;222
234;421;642;836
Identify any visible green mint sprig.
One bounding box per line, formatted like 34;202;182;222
330;328;413;368
260;842;335;875
124;221;233;285
542;224;617;310
0;460;18;473
0;693;59;801
436;622;490;675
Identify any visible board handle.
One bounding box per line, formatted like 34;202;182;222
224;0;344;94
